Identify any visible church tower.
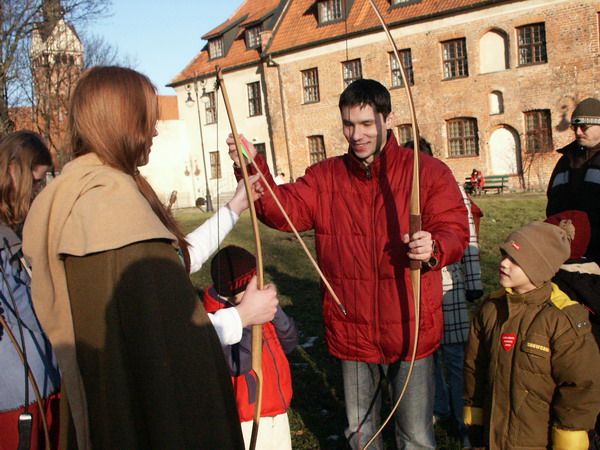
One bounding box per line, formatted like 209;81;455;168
30;0;83;164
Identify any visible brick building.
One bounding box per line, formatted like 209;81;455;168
169;0;286;202
171;0;600;192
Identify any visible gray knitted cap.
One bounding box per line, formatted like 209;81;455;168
572;98;600;125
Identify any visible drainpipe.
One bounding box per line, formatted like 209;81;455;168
267;55;294;182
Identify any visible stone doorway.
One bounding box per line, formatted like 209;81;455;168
488;126;521;176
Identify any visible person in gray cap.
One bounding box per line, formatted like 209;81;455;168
547;97;600;263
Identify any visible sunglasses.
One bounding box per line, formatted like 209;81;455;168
571;124;597;132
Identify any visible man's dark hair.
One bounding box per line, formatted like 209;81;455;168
339;79;392;118
405;138;433;156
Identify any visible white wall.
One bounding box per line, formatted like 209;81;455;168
140;119;201;208
174;65;275;204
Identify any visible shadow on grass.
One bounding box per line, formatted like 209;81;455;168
265;264;350;449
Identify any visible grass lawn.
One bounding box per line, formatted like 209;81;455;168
176;192;547;449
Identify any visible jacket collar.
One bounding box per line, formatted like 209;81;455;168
505;281;553;307
0;223;21;259
208;285;234;308
559;140;600;167
347;131;398;180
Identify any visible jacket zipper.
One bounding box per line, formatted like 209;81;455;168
365;165;384;362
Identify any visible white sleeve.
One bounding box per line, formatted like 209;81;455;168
207;308;243;346
186;207;240;274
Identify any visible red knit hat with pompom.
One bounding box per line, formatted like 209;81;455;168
545;210;591;259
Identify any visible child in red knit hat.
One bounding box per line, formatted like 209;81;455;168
205;245;299;450
545;210;600;345
545;210;600;448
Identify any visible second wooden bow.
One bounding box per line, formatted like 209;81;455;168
216;66;264;450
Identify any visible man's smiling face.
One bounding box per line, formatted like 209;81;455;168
341;104;393;165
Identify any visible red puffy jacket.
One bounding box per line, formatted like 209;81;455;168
243;133;469;363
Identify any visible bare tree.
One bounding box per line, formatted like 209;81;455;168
20;29;138;167
1;0;111;136
82;31;138;68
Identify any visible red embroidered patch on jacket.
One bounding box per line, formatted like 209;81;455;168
510;241;520;250
501;333;517;351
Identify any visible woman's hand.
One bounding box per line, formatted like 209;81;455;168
225;174;264;215
235;276;279;327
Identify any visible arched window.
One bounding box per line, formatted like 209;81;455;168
479;30;508;73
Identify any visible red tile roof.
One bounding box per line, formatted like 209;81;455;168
203;0;279;39
267;0;512;55
169;0;283;86
158;96;179;120
170;0;512;87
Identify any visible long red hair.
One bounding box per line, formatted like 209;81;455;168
68;66;189;268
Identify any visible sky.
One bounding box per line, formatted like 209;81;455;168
86;0;243;94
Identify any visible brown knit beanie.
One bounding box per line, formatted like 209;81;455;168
571;98;600;125
211;245;256;297
500;221;574;287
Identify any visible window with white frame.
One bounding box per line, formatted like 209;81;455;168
318;0;343;24
447;118;478;157
442;38;468;79
343;59;362;88
210;151;221;179
397;124;413;145
205;92;217;124
247;82;262;116
390;50;414;88
524;110;552;153
209;37;224;59
246;25;262;49
302;68;320;104
308;136;326;164
391;0;421;6
517;23;547;66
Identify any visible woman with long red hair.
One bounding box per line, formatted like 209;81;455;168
23;66;272;448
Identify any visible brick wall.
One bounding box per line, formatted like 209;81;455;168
264;0;599;190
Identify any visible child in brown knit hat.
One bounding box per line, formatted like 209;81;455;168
464;220;600;450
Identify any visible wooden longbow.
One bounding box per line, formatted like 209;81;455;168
216;66;265;450
363;1;422;448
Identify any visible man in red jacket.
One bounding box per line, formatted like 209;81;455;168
227;79;469;449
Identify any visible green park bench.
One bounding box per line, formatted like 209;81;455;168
464;174;509;195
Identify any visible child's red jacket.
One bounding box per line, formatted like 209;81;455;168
204;286;298;421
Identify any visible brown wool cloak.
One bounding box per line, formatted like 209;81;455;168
23;153;243;448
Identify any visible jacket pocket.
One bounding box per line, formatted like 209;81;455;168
508;390;551;448
520;336;552;375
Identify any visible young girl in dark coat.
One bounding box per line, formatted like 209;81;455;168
546;210;600;345
545;210;600;448
0;130;59;449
